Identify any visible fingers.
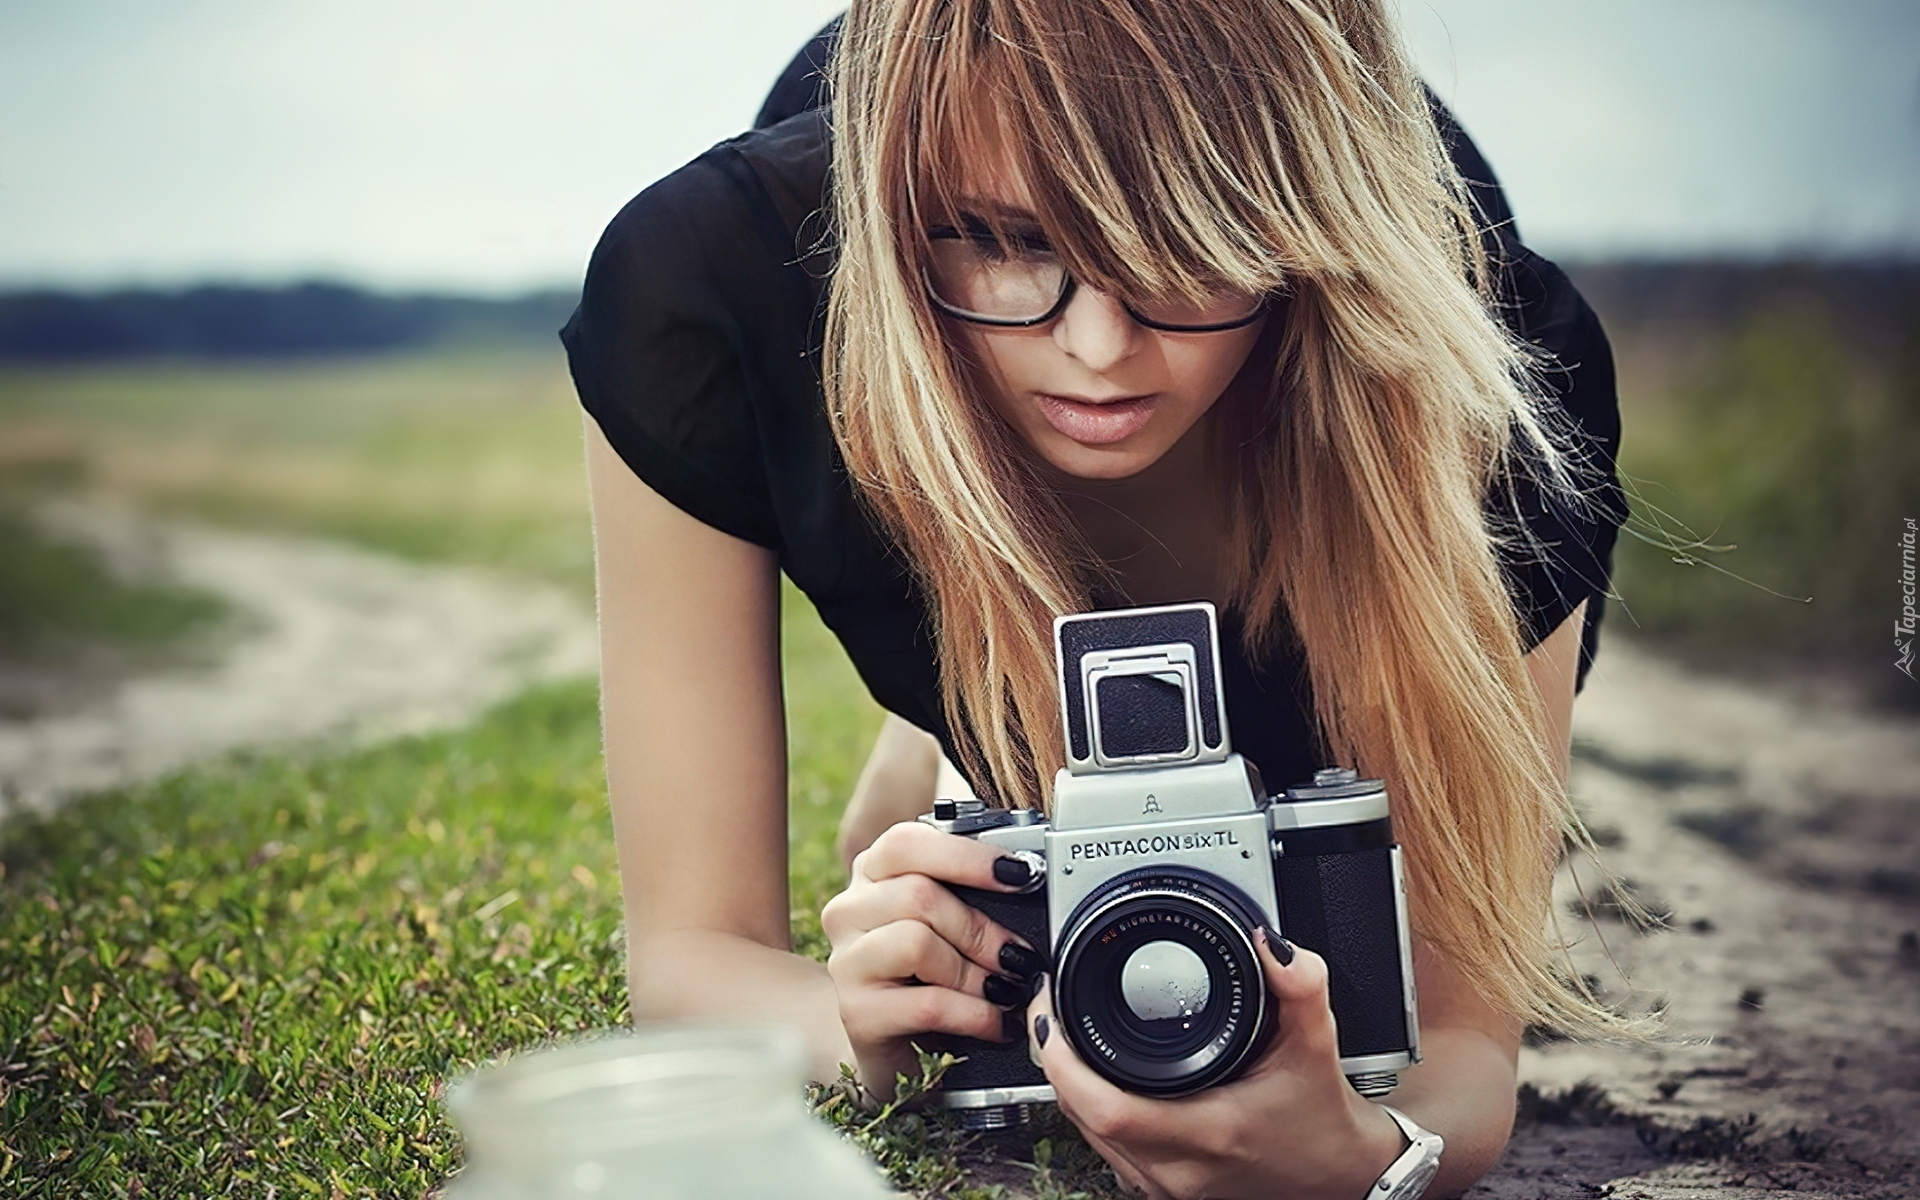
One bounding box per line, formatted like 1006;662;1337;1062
1025;978;1178;1197
850;819;1036;892
1254;926;1338;1058
829;917;992;999
821;872;1030;975
835;956;1011;1047
1026;977;1159;1146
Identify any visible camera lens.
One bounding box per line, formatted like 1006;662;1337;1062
1054;869;1271;1097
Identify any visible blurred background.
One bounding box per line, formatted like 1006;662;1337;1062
0;2;1915;1197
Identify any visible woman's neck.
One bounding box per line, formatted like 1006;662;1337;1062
1048;417;1227;607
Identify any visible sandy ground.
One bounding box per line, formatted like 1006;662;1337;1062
1472;641;1920;1199
0;501;598;818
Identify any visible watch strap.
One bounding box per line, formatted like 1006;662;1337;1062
1367;1104;1444;1199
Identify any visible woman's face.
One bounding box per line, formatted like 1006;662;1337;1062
937;175;1268;483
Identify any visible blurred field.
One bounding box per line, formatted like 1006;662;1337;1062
0;350;597;595
1577;263;1920;702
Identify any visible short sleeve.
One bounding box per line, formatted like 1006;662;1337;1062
1435;101;1628;692
1492;248;1627;693
561;155;783;550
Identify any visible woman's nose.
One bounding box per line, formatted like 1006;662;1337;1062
1051;283;1144;373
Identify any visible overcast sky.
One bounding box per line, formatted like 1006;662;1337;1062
1;0;1915;292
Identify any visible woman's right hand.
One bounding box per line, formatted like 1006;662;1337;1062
821;819;1046;1099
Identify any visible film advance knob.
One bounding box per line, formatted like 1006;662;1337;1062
1312;767;1359;787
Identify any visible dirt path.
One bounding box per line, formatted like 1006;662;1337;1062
1476;641;1920;1198
0;501;597;818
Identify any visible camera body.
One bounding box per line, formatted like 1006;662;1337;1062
924;603;1420;1128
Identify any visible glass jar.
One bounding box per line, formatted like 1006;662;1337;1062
445;1022;893;1199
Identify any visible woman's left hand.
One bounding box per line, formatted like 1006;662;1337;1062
1025;929;1407;1200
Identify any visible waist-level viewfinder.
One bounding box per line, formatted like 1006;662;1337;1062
1057;605;1230;773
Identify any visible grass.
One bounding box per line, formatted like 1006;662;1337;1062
0;577;897;1197
0;351;595;595
0;510;225;668
0;683;622;1196
1606;293;1920;680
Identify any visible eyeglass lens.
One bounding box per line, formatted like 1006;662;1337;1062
925;227;1264;330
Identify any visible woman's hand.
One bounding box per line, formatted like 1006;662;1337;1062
821;820;1046;1098
1025;930;1407;1200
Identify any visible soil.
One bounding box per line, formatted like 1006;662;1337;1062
1470;639;1920;1199
0;500;598;818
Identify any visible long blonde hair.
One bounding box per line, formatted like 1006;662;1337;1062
825;0;1627;1035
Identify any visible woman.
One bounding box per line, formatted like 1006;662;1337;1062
564;1;1628;1194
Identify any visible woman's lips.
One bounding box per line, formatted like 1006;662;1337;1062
1034;393;1159;446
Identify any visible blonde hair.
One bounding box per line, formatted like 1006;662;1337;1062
824;0;1628;1035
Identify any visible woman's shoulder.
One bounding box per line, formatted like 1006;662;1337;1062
561;109;832;552
581;108;830;312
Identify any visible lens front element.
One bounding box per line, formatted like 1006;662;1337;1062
1120;940;1212;1025
1055;871;1271;1097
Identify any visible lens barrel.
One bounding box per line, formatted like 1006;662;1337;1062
1054;868;1273;1096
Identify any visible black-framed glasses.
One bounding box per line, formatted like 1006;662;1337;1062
923;223;1271;333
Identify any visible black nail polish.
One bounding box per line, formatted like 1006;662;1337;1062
1261;925;1295;966
992;856;1033;888
984;974;1026;1008
1034;1013;1051;1049
1001;1007;1025;1042
999;941;1045;980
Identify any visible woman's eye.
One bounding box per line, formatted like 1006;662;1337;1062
970;234;1053;263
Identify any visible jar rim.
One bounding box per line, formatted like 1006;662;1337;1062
448;1021;807;1160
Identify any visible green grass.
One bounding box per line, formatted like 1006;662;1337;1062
1608;298;1920;674
0;621;894;1198
0;510;225;666
0;351;595;595
0;682;622;1196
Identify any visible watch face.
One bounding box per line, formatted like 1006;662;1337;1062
1396;1157;1441;1199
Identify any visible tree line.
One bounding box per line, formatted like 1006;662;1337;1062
0;283;577;360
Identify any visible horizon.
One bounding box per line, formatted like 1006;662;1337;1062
2;0;1916;292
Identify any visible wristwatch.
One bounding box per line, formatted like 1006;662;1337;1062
1366;1105;1444;1199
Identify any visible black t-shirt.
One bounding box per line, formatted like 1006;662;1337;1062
562;62;1627;798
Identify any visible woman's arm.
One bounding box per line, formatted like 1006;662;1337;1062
1383;595;1588;1194
589;420;1038;1091
587;416;855;1083
1025;598;1590;1199
836;715;942;873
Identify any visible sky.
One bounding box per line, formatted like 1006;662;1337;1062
0;0;1915;292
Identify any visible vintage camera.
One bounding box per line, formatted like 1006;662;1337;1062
923;602;1419;1128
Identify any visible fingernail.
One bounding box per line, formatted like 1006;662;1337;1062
1259;925;1295;966
993;856;1033;888
1001;1007;1025;1042
984;974;1027;1008
999;941;1045;979
1034;1013;1051;1049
